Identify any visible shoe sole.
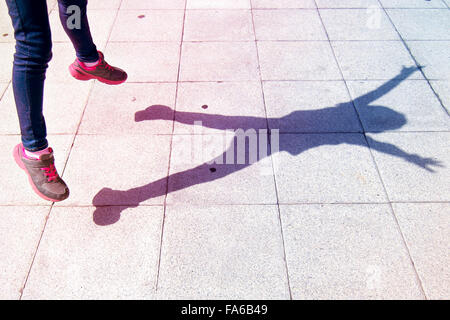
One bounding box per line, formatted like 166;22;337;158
13;144;67;202
69;64;127;85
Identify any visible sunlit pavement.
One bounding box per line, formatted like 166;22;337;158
0;0;449;299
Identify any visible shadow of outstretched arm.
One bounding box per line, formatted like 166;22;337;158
135;105;267;131
353;135;443;172
352;66;420;107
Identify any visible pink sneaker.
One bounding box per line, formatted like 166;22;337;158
13;144;69;202
69;51;127;85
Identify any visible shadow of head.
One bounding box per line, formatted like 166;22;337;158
364;105;407;131
335;103;407;132
135;105;173;122
92;188;139;226
93;206;122;226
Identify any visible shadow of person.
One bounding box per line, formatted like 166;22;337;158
92;66;443;225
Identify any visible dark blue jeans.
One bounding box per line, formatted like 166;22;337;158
6;0;99;151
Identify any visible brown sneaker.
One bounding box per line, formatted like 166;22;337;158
13;144;69;202
68;51;127;85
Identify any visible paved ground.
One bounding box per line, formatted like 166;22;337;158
0;0;449;300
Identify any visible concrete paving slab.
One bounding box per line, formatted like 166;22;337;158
121;0;186;9
49;9;118;49
380;0;447;8
22;206;163;299
0;43;13;82
0;135;74;205
386;9;450;40
272;134;387;203
393;202;450;300
46;42;81;83
173;81;267;135
104;41;181;82
252;0;316;8
110;10;184;42
80;82;177;135
0;85;20;134
0;0;14;43
46;0;57;12
263;80;362;133
367;132;450;202
0;82;8;98
180;42;259;81
0;81;92;135
60;135;171;207
43;82;93;134
166;134;278;204
347;80;450;132
157;204;289;299
187;0;251;9
406;41;450;80
88;0;122;10
319;8;400;40
430;80;450;113
184;9;254;41
0;0;448;301
0;206;49;300
253;9;327;40
331;41;423;80
316;0;380;8
280;204;424;299
258;41;342;80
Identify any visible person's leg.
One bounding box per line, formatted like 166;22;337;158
6;0;69;201
58;0;127;84
6;0;51;152
57;0;99;63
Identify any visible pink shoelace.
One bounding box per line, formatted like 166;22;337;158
102;61;114;72
40;164;59;182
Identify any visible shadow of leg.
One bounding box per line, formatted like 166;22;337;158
92;147;251;225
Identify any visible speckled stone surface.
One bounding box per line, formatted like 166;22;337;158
0;0;448;299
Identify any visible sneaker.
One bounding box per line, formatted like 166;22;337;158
13;144;69;202
68;51;127;85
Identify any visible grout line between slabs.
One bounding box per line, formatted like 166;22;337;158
154;0;188;294
250;0;293;300
314;0;428;299
379;1;450;117
3;131;450;138
51;78;450;83
0;81;10;101
8;0;447;299
59;0;124;176
100;39;450;43
377;0;448;299
2;200;448;209
18;204;53;299
366;124;430;299
18;1;123;299
115;7;450;10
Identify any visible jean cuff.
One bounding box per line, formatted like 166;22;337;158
22;140;49;152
